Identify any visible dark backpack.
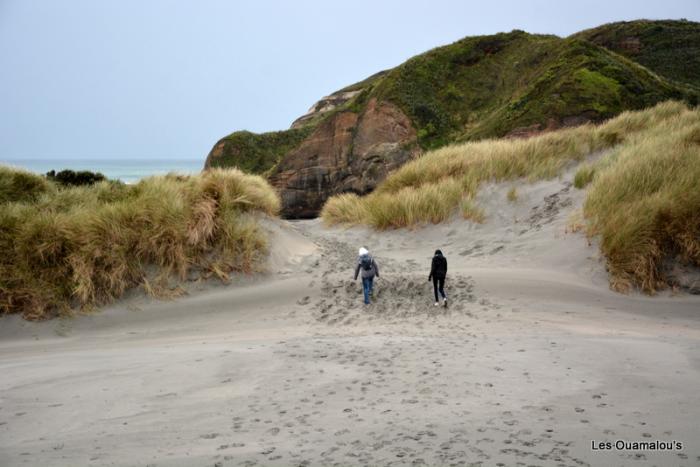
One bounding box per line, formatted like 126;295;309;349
360;254;372;271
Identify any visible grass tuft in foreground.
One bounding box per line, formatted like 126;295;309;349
322;101;700;292
573;165;596;188
0;168;279;320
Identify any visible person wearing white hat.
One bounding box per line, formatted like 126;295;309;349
354;247;380;305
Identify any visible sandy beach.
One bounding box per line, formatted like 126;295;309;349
1;173;699;467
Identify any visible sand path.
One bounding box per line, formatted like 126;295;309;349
1;173;699;467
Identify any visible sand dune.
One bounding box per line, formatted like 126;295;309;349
1;170;699;467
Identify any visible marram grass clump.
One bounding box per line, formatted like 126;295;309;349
580;107;700;293
573;165;596;188
0;165;54;204
0;167;280;320
322;101;700;293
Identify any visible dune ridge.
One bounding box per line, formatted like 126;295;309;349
0;167;279;320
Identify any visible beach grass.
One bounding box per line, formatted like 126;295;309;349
0;165;55;204
0;167;279;320
580;109;700;292
321;101;700;292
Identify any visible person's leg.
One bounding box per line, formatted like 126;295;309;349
362;277;370;304
368;276;374;296
439;277;446;300
433;277;439;303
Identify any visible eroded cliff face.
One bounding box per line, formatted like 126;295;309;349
268;98;419;218
290;90;362;129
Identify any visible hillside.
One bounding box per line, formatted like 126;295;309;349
572;19;700;89
205;20;699;218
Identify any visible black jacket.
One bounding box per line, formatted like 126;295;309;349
429;253;447;280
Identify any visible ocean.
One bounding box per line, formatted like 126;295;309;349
1;158;204;184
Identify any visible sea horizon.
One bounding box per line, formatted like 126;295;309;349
1;158;204;184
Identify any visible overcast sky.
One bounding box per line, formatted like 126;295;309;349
1;0;698;160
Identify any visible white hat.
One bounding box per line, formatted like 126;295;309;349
359;247;369;256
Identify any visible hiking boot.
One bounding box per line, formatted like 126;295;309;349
443;298;448;307
434;302;439;307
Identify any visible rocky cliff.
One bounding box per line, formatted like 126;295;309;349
268;98;419;218
204;20;700;218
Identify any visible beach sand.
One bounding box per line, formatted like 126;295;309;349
1;170;699;467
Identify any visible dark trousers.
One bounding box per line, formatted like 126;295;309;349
433;276;446;302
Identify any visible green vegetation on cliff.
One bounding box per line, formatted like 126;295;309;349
369;30;695;148
0;168;279;320
205;126;312;174
573;19;700;89
207;20;698;174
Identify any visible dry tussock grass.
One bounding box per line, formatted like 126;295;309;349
581;108;700;292
0;168;279;319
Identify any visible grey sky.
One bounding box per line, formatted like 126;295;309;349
1;0;698;160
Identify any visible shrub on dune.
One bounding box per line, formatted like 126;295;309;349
0;168;279;320
46;169;106;186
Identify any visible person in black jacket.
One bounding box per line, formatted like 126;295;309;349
428;249;448;307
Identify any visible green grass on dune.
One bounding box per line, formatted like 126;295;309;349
0;168;279;320
577;108;700;293
0;165;55;204
321;101;700;293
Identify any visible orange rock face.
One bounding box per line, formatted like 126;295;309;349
353;98;416;156
269;99;419;218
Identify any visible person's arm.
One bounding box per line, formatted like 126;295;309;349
429;257;434;281
373;260;379;278
444;257;447;274
354;261;360;280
